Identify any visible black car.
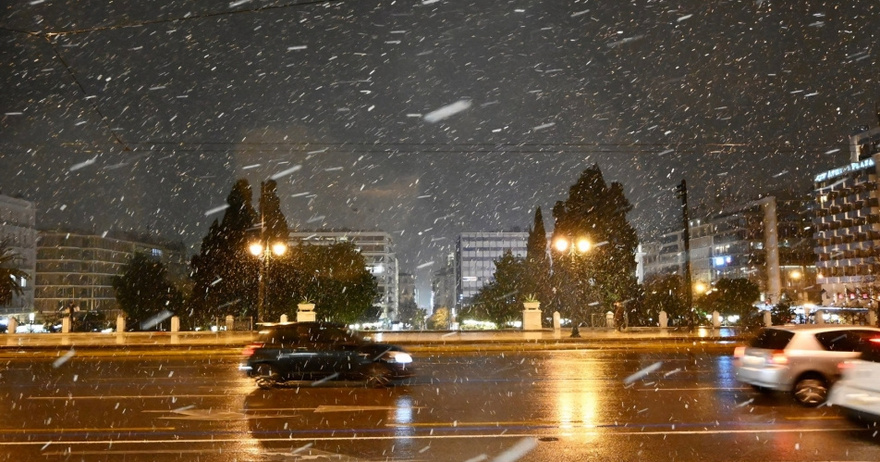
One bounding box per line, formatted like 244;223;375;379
240;322;415;388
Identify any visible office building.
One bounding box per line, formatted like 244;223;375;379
455;231;529;307
431;253;456;315
642;196;816;305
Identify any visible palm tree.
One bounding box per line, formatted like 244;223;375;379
0;241;27;305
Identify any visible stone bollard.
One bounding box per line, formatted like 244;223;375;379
553;311;561;330
659;310;668;329
7;318;17;334
280;314;288;323
225;315;235;332
605;311;615;329
712;311;721;328
117;315;126;333
62;316;71;333
763;310;772;327
170;316;180;332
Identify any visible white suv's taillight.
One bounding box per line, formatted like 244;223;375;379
768;350;788;365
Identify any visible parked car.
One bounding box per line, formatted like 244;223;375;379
733;325;880;406
240;322;415;388
828;336;880;423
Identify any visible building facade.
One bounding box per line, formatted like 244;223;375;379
642;196;817;306
455;231;529;307
813;126;880;307
0;195;37;317
289;231;398;322
398;272;416;307
35;231;188;317
431;252;457;316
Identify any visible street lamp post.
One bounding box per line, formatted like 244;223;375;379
551;235;591;338
249;240;287;324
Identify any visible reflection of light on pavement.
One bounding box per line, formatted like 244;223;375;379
391;394;416;456
549;357;601;439
395;395;414;426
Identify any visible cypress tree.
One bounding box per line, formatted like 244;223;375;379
189;179;259;325
551;165;639;326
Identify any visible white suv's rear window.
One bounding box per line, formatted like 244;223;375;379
749;328;794;349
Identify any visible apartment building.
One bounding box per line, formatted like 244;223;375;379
813;126;880;307
35;231;187;316
0;195;37;316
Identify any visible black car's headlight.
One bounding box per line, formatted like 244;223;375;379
383;351;413;364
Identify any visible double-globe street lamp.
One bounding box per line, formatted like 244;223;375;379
249;240;287;324
551;235;591;338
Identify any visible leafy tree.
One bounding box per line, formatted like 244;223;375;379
771;300;795;325
189;179;380;327
113;253;183;330
466;251;526;327
0;241;26;305
642;274;688;325
551;165;640;324
295;242;379;324
397;298;427;329
428;307;450;330
696;278;760;324
189;179;259;325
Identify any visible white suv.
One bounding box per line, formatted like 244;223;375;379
733;325;880;406
828;337;880;423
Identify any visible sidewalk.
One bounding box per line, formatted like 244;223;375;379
0;326;746;351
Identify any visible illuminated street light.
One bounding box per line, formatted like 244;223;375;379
553;236;591;255
551;235;592;338
553;237;570;253
249;239;288;324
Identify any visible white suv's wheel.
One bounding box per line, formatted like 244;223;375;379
792;375;828;407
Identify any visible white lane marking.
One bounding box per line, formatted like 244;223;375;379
637;387;750;391
314;405;425;413
27;394;232;400
0;426;860;448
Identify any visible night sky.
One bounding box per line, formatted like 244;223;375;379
2;0;878;305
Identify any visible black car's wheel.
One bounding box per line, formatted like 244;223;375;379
254;363;277;389
792;374;828;407
362;363;393;388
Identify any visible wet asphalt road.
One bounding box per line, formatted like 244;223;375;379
1;344;879;461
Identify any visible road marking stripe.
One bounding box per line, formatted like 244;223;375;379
0;427;857;447
0;427;175;433
783;416;842;420
28;394;233;400
637;387;749;391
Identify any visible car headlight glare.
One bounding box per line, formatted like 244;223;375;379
385;351;412;364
